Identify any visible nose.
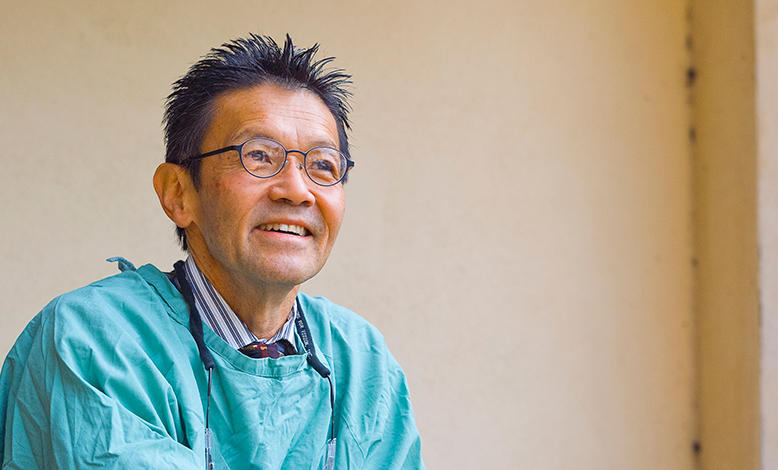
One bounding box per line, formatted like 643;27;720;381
267;156;315;205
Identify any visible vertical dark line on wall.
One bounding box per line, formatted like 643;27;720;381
685;4;702;468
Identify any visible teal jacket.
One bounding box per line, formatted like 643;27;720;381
0;264;424;469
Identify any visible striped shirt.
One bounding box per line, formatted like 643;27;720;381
183;256;297;352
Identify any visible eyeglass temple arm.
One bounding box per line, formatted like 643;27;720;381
189;144;242;162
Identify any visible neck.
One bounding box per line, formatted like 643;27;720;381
189;251;299;341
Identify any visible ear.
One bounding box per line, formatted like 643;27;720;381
153;163;197;229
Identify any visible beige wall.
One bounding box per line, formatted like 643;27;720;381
758;0;778;468
2;1;762;468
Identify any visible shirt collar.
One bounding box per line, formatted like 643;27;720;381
183;256;297;351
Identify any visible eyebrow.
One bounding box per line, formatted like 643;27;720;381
231;130;338;150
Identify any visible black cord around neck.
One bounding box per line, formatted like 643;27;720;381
173;260;215;371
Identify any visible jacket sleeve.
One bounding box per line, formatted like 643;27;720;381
1;288;203;470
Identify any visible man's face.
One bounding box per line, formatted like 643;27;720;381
185;83;345;289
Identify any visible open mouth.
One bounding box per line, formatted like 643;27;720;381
258;223;309;236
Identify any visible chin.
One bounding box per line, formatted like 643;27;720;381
253;263;323;285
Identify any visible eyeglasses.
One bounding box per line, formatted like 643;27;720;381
190;137;355;187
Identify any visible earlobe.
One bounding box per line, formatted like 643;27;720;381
153;163;196;229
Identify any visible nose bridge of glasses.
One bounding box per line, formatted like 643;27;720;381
283;149;306;172
285;148;306;163
275;151;315;188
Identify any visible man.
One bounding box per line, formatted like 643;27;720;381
0;35;424;469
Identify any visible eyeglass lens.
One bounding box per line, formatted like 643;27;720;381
240;138;346;186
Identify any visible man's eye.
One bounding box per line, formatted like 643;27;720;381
310;159;335;173
245;150;272;163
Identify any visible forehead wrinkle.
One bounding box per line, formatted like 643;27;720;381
206;84;339;155
227;110;338;150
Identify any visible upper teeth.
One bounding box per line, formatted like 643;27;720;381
259;223;307;236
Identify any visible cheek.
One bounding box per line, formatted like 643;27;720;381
321;191;346;238
198;178;253;234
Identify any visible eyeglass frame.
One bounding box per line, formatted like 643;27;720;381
188;137;355;187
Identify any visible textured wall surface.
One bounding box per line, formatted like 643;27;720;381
0;1;695;468
758;0;778;467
